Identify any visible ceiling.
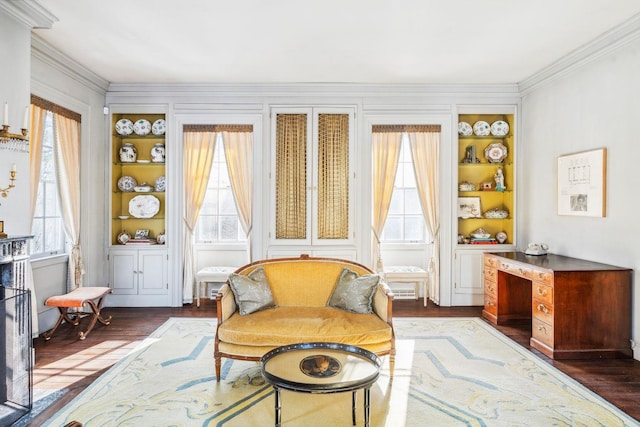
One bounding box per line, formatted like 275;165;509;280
32;0;640;85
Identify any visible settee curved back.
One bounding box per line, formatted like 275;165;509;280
235;256;375;307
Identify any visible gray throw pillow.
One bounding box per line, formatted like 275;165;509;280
228;267;275;315
328;268;380;314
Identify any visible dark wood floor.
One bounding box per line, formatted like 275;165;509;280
25;300;640;425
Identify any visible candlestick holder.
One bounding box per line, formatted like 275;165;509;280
0;125;29;153
0;169;16;198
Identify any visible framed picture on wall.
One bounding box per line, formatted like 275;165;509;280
557;148;606;217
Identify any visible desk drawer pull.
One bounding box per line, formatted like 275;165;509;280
486;284;495;293
536;287;547;296
486;300;495;307
537;304;549;314
537;325;549;335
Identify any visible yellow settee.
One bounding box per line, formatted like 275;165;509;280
214;255;395;382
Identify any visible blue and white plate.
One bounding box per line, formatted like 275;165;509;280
133;119;151;136
491;120;510;136
154;175;166;192
152;119;166;136
473;121;491;136
458;121;473;136
115;119;133;136
117;175;137;192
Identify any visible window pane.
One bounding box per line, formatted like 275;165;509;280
382;216;402;241
220;216;238;240
194;138;247;243
31;109;66;257
388;191;403;215
32;219;44;254
219;189;236;214
404;216;424;241
404;189;422;214
379;132;430;243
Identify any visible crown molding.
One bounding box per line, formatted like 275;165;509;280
31;34;109;94
0;0;57;29
106;82;520;98
519;12;640;95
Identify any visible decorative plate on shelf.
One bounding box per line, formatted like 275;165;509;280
115;119;134;136
473;121;491;136
154;175;166;192
133;119;151;136
152;119;166;136
457;121;473;136
116;230;131;245
129;195;160;218
484;142;508;163
117;175;137;192
490;120;510;136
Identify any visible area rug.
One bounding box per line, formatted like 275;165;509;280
42;317;638;426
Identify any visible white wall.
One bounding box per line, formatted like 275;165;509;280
520;37;640;359
0;11;31;236
29;37;108;329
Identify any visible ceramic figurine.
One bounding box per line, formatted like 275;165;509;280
151;143;165;163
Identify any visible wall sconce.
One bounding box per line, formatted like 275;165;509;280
0;164;16;198
0;103;30;153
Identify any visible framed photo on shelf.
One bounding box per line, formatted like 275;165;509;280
557;148;606;217
457;197;482;218
134;229;150;240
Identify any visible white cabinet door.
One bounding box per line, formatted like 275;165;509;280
138;250;168;295
110;250;137;295
453;250;484;306
108;248;168;305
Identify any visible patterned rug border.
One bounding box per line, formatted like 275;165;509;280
41;316;639;426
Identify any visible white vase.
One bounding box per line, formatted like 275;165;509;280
150;143;165;163
119;143;137;163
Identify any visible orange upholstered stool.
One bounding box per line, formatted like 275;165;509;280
43;287;112;340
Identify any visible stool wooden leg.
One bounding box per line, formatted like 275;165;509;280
43;307;80;340
78;295;111;340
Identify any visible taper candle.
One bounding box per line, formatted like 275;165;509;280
22;106;29;129
3;102;8;126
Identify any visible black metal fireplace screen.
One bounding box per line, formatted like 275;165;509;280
0;287;32;427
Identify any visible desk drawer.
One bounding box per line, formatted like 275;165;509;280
532;282;553;305
498;260;553;285
532;300;554;324
484;278;497;298
484;295;497;316
483;267;497;283
532;317;554;348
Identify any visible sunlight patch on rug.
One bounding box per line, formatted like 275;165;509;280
42;317;638;427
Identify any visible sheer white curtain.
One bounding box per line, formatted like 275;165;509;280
371;131;403;272
53;112;84;291
27;103;47;336
182;130;217;303
222;130;253;262
407;131;441;304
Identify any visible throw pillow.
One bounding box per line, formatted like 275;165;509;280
228;267;276;315
328;268;380;314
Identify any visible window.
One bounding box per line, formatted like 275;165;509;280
31;111;65;257
380;134;427;243
195;136;246;243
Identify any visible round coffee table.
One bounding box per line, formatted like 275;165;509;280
261;342;381;427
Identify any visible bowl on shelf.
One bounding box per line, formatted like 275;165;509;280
118;215;129;220
134;183;152;193
470;228;490;239
484;208;509;219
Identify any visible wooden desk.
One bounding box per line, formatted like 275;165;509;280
482;252;632;359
